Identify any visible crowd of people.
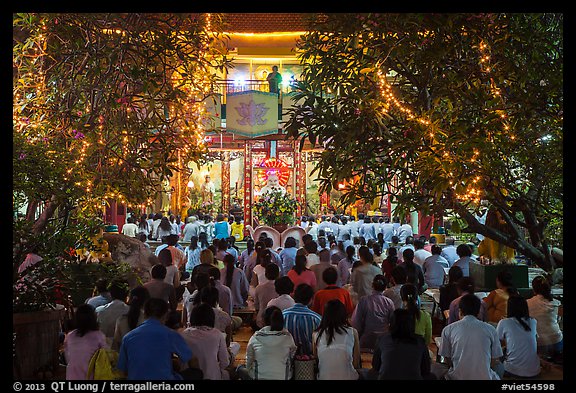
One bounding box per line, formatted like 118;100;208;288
59;211;562;381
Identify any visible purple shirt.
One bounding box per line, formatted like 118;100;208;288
352;291;395;350
448;294;487;324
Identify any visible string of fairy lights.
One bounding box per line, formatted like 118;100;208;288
372;35;512;205
14;14;218;215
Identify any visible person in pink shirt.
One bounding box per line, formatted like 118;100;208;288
63;304;108;380
287;254;317;295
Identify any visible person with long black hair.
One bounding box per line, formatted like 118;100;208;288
483;270;518;323
238;238;255;270
185;236;202;274
337;245;357;287
527;276;563;358
496;295;540;378
400;283;432;346
112;286;150;350
312;299;361;380
221;253;249;309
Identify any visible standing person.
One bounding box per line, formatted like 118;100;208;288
185;236;202;274
422;245;448;288
214;213;230;240
180;302;232;380
267;276;296;311
483;270;518;323
496;295;541;378
121;216;139;238
311;266;354;317
221;253;249;309
95;281;129;340
266;65;282;94
383;265;407;310
380;217;395;245
63;304;108;380
279;236;298;276
401;284;432;346
287;254;317;294
137;214;150;238
396;219;413;244
359;216;376;242
527;276;563;358
118;298;202;380
237;306;297;380
150;213;163;241
337;245;356;287
433;294;504;380
365;309;434;380
282;283;322;356
112;286;150;351
182;216;200;243
441;237;459;266
351;246;384;299
352;274;395;352
230;216;244;242
155;216;174;241
313;299;361;380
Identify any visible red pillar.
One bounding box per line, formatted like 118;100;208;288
243;141;252;227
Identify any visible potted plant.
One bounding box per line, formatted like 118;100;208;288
253;189;299;233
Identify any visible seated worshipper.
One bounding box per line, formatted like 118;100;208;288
401;283;432;346
310;248;333;290
184;272;212;325
118;298;202;380
287;254;317;294
181;303;231;380
199;286;241;361
238;238;256;270
266;276;296;311
250;249;274;288
112;286;150;350
230;216;244;242
304;240;320;268
380;246;399;282
422;245;449;288
432;294;504;380
191;248;218;287
399;248;426;294
313;299;362;380
440;237;459;266
372;243;384;267
439;265;464;319
364;308;435;380
527;276;563;358
279;236;298;276
157;247;181;293
350;246;382;299
453;243;475;276
447;276;487;324
496;295;541;378
337;245;357;287
95;280;129;340
85;278;112;309
413;238;432;267
221;253;249;309
166;234;186;269
253;263;281;330
383;265;407;310
311;266;354;317
282;283;322;355
63;304;108;380
237;306;297;380
185;236;202;274
243;241;266;284
397;235;415;264
208;266;234;317
483;270;518;323
352;274;395;352
144;264;178;312
263;236;283;269
330;241;347;266
215;238;230;263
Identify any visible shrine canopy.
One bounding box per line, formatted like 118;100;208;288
226;90;279;138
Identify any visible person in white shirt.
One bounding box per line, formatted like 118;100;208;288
359;217;376;242
121;216;139;238
307;218;319;241
326;216;340;239
423;245;449;288
182;216;200;242
397;236;415;264
371;216;381;240
433;293;504;380
413;238;432;267
380;217;395;244
299;216;309;230
496;295;540;378
95;281;129;339
304;241;320;268
441;237;459;266
396;221;413;243
337;216;352;243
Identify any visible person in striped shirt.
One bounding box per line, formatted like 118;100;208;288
282;283;321;355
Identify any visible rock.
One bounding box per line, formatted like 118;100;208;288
102;233;157;286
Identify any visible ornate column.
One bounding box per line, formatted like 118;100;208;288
221;151;231;213
294;143;307;218
243;141;252;227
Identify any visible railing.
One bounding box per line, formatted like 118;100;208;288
215;80;284;104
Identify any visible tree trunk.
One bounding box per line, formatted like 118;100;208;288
31;195;60;235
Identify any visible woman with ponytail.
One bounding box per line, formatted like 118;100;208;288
112;286;150;350
496;295;540;378
483;270;518;323
400;283;432;345
237;306;297;380
527;276;563;357
221;253;249;309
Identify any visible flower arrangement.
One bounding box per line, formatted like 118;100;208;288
200;200;215;212
253;189;298;226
